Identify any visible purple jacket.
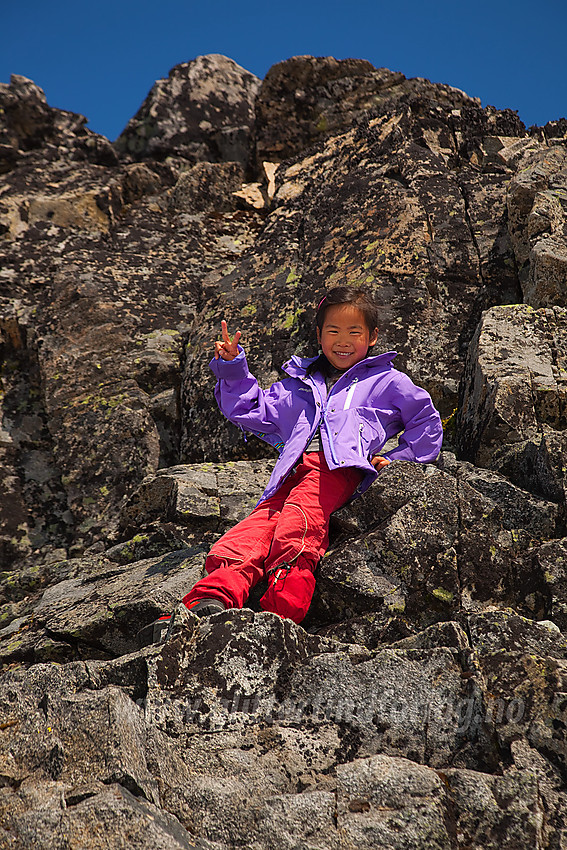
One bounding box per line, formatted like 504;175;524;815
210;347;443;504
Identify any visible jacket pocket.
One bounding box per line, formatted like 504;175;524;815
324;408;386;468
356;408;387;459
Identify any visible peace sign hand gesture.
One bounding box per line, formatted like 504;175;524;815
214;320;242;361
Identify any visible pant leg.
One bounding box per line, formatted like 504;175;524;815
182;472;297;610
260;453;362;623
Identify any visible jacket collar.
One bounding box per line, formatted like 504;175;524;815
282;351;398;380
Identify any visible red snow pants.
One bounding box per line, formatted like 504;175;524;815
182;452;362;624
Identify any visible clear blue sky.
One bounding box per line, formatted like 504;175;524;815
2;0;565;142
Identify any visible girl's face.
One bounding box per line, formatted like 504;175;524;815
317;303;378;371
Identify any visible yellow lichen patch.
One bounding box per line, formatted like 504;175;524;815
240;304;257;317
441;408;458;435
432;587;454;604
279;308;304;330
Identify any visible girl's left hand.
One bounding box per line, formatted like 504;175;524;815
214;320;242;361
371;455;391;471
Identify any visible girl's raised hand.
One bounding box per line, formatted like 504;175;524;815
214;320;242;361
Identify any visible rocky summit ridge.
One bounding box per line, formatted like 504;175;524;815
1;53;567;848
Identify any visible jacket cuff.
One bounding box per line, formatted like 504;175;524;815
209;346;248;380
382;446;415;463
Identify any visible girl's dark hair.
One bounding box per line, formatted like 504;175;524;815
315;286;379;333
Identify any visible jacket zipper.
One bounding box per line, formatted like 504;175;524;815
310;379;341;465
343;377;359;410
357;422;364;455
320;407;340;465
312;374;361;465
300;378;328;459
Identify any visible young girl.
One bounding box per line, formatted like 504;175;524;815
144;287;443;640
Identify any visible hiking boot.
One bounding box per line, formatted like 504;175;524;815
137;602;195;646
186;597;227;617
137;599;227;647
136;613;173;647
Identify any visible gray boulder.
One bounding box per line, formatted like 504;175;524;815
114;54;260;169
0;548;204;665
0;608;555;849
456;304;567;505
507;143;567;307
313;460;554;630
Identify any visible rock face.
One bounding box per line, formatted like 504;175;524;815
507;144;567;307
456;305;567;508
2;54;567;848
253;55;482;169
114;54;261;170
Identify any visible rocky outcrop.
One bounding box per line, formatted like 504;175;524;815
456;304;567;508
0;69;264;560
114;54;261;170
507;144;567;307
2;52;567;848
1;605;564;848
253;55;484;169
0;74;118;169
